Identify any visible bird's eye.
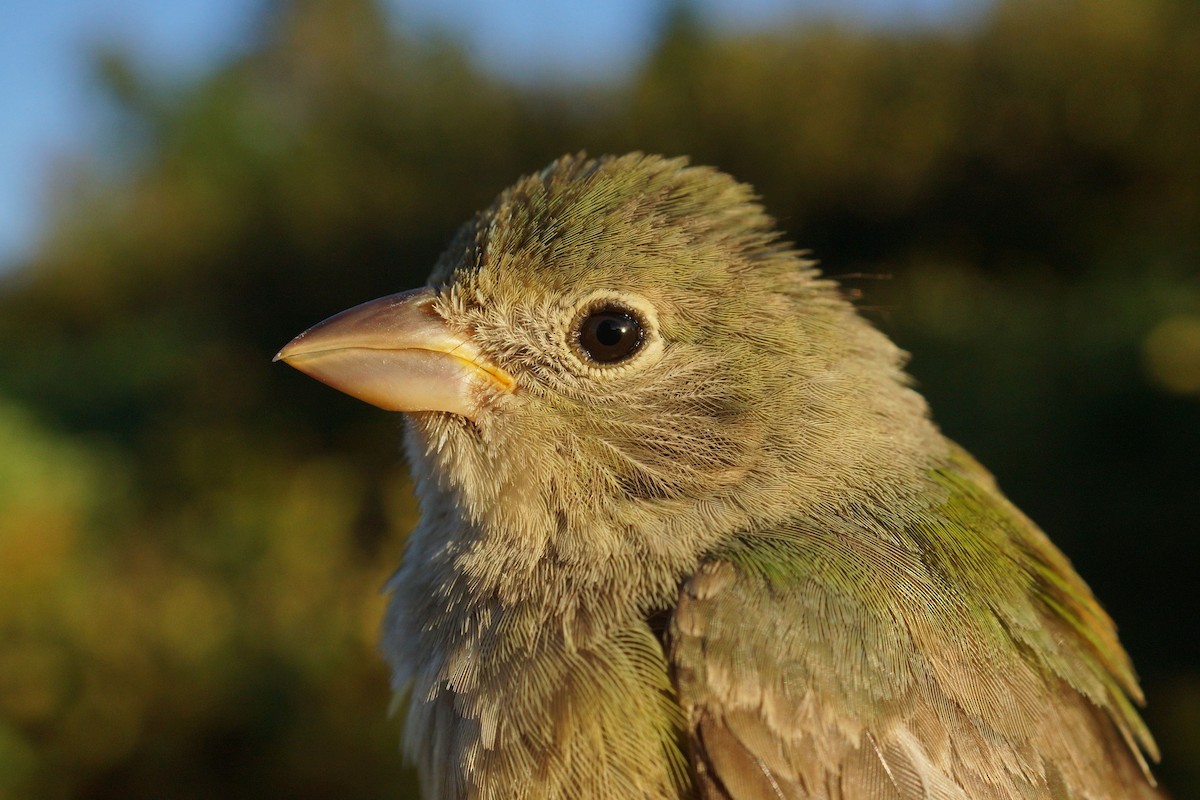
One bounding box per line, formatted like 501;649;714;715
576;306;644;364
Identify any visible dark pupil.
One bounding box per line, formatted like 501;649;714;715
580;309;643;363
595;318;627;346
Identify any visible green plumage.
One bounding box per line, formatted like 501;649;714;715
681;446;1156;798
291;153;1159;798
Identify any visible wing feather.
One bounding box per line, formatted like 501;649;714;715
669;451;1160;800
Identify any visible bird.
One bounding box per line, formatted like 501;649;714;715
276;153;1161;799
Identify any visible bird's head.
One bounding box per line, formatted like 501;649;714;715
277;154;941;595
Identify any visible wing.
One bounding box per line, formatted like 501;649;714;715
669;447;1161;800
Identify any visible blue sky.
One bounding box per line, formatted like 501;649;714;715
0;0;978;269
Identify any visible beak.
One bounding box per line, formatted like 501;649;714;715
274;287;513;419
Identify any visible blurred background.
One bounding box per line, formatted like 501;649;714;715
1;0;1198;797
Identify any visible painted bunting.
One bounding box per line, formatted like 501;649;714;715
276;154;1160;799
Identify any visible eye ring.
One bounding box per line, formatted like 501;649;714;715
573;303;646;365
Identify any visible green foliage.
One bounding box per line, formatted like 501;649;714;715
0;0;1197;796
